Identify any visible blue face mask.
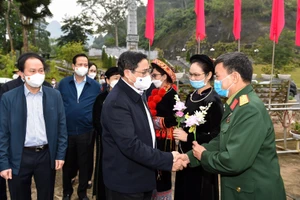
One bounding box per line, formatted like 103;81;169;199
190;79;206;89
214;75;232;97
214;80;229;97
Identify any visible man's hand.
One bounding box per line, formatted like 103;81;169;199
173;128;188;142
55;160;65;170
171;152;190;171
192;141;206;160
0;169;12;180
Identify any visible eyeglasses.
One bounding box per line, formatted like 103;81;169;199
187;72;205;78
151;73;162;78
132;67;153;76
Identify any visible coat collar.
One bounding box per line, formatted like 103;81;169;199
117;78;143;103
222;84;253;120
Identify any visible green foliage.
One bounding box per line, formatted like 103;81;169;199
256;30;296;69
0;52;17;77
101;48;108;67
57;15;93;47
186;51;190;62
45;60;64;82
57;42;85;65
28;44;39;53
291;121;300;133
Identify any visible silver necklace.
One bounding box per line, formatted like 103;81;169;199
189;87;213;103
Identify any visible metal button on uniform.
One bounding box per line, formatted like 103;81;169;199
236;187;241;192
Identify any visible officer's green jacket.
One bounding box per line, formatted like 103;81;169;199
187;84;286;200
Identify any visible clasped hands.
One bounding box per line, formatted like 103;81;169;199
171;151;189;171
170;141;207;172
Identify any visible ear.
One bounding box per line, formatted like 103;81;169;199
123;69;131;78
162;74;167;82
231;71;240;83
72;64;76;71
206;71;213;81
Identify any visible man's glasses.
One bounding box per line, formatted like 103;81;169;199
132;68;153;76
187;72;205;78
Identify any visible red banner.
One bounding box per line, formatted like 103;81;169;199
269;0;285;43
195;0;206;41
233;0;242;40
296;0;300;46
145;0;155;46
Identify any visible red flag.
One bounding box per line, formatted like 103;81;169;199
296;0;300;46
195;0;206;41
145;0;155;46
233;0;242;40
269;0;285;43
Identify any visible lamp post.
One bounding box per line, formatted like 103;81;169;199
253;49;259;63
210;48;215;58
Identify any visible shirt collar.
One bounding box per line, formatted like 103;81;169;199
73;74;86;84
24;84;43;97
121;77;144;95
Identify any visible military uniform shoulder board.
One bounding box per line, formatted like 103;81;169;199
239;94;249;106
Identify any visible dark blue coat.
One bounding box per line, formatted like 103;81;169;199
0;85;68;175
101;78;173;193
58;75;101;135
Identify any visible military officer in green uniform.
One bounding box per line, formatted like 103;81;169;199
177;52;286;200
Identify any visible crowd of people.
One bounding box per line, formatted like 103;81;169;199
0;51;286;200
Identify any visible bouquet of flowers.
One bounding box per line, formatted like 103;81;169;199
173;95;186;128
184;102;213;141
173;95;186;145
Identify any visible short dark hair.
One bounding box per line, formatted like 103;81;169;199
88;62;98;69
214;52;253;83
72;53;88;65
17;52;46;72
117;51;147;76
105;66;120;79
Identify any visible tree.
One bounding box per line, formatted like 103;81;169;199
256;30;296;70
57;42;85;65
56;15;93;47
15;0;52;52
77;0;143;47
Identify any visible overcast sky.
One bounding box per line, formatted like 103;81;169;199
46;0;147;23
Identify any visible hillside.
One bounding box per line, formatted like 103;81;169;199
133;0;298;59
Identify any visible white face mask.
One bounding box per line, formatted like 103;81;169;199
25;73;45;88
88;73;96;79
51;81;56;85
99;79;106;84
75;67;88;77
130;72;152;91
12;74;19;79
110;80;118;88
152;79;163;88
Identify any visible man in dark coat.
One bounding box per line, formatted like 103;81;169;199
101;51;188;200
0;53;68;200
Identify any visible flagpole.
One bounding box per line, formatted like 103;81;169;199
197;39;201;54
268;39;276;107
148;40;151;59
238;39;240;52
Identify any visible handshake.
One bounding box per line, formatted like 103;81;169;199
171;151;190;171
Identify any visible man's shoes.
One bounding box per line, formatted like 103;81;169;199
87;181;92;189
62;194;71;200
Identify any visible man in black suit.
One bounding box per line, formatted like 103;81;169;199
101;51;188;200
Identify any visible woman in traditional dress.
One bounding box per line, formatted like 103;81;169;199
173;54;223;200
92;67;120;199
147;59;177;200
